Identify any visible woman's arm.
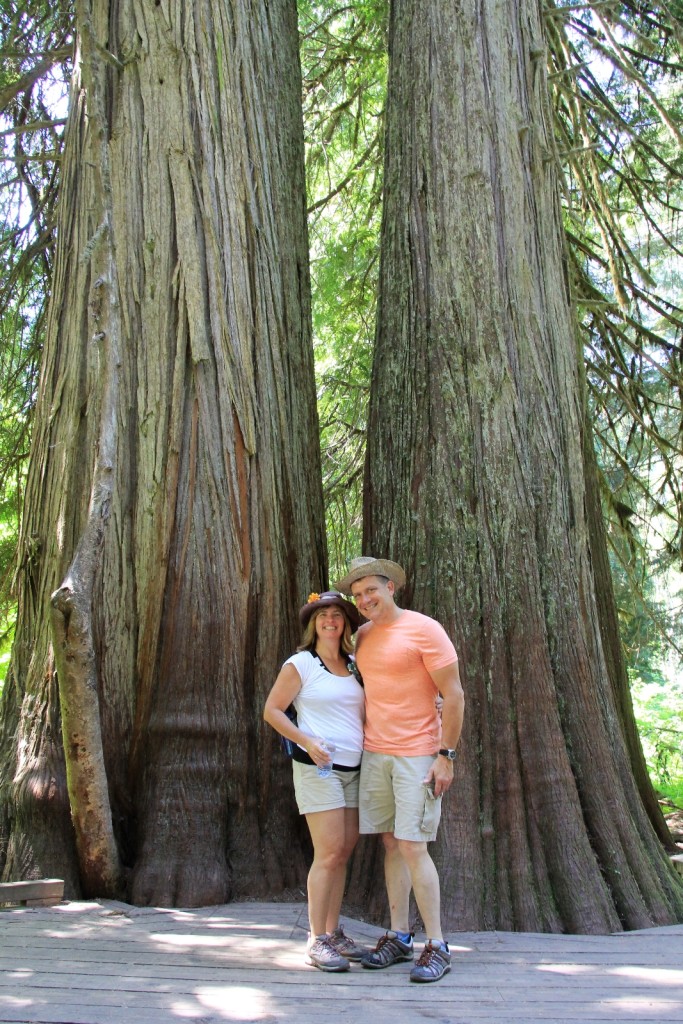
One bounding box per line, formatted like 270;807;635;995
263;662;331;767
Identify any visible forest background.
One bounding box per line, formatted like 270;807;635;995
0;0;682;926
3;0;680;812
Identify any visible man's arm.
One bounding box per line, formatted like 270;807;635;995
425;659;464;797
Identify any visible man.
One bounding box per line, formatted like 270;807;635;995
333;555;464;983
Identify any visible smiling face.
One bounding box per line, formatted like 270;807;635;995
350;575;396;624
314;605;347;644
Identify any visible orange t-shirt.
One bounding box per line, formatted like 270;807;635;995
355;609;458;756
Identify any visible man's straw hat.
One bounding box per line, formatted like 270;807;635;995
333;556;406;595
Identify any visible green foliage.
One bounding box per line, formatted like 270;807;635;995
299;0;387;579
1;1;71;299
546;1;683;675
632;671;683;803
1;2;682;810
0;1;71;629
301;2;683;818
611;513;683;803
0;305;31;632
0;614;12;695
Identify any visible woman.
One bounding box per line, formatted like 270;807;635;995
264;590;366;972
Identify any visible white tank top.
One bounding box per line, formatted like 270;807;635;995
285;650;364;766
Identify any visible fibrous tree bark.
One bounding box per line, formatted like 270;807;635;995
0;0;323;905
349;0;683;932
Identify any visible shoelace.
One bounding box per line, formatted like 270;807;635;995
314;937;341;957
415;944;441;966
372;932;407;958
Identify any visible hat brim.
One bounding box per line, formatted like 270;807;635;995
333;558;406;595
299;592;362;632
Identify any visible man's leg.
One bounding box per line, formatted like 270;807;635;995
364;756;450;981
359;755;416;970
382;832;412;933
360;834;415;970
396;839;451;983
397;838;442;940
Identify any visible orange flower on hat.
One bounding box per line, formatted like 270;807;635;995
307;592;321;603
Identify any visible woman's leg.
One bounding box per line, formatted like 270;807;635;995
305;806;358;936
324;807;359;933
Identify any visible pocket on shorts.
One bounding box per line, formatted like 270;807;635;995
421;785;441;834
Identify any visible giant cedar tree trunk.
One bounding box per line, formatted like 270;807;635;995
0;0;322;904
348;0;683;932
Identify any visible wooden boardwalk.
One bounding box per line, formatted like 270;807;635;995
1;899;682;1024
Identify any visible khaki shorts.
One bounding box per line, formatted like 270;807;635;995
292;762;360;815
359;752;442;842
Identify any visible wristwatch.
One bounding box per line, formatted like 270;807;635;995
438;748;457;761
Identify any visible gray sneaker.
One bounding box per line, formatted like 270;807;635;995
409;939;451;982
360;930;414;969
328;926;367;962
306;935;350;972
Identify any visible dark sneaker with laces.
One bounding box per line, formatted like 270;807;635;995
306;935;350;972
328;926;367;962
409;939;451;982
360;930;414;969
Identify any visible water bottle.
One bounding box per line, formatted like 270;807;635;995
317;741;336;778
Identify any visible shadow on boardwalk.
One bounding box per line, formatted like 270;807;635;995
1;900;682;1024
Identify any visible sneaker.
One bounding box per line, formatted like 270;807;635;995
328;926;367;962
409;939;451;982
360;930;414;969
306;935;350;972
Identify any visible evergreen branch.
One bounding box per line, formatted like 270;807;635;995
0;119;67;137
0;48;72;111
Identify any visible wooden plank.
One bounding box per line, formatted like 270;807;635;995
1;965;679;997
0;900;682;1024
0;879;64;906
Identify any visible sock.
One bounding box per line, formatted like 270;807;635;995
396;930;413;944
